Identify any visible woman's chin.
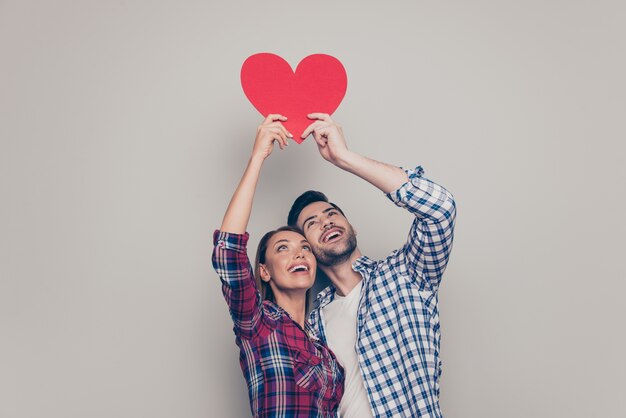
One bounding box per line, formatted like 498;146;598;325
275;281;314;295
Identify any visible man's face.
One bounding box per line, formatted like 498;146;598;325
296;201;357;266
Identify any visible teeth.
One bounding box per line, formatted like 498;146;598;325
289;265;308;273
325;231;341;242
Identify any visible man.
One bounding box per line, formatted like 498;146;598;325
288;113;456;417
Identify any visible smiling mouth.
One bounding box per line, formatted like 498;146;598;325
288;264;310;273
321;228;343;244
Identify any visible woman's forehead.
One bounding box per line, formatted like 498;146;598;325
269;230;308;245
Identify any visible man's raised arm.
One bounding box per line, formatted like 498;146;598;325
301;113;407;193
302;113;456;289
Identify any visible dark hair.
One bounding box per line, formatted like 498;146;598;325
287;190;345;228
254;225;307;303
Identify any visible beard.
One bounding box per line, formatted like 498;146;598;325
313;226;358;266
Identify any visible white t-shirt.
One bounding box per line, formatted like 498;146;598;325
322;280;374;418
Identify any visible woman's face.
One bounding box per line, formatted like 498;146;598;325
260;230;317;295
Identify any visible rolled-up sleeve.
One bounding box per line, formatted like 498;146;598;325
212;230;265;339
385;166;456;290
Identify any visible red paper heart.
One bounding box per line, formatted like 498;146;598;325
241;53;347;143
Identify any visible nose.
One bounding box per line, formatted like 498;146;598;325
321;215;334;230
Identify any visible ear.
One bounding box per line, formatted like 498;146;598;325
259;264;271;282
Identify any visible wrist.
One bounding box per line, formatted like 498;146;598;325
248;153;266;169
334;151;360;172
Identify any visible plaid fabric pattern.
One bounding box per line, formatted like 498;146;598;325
308;166;456;418
212;230;344;418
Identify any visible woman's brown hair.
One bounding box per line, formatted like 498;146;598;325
254;226;312;308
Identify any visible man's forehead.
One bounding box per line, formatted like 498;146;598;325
298;201;335;223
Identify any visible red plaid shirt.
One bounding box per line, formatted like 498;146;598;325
212;230;344;417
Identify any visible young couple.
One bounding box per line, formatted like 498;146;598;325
212;113;456;418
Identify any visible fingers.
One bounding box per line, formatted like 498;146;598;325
267;122;292;139
274;137;285;150
261;114;293;140
267;124;291;150
264;114;288;124
301;120;328;139
268;135;285;151
313;131;327;148
269;127;288;149
260;126;287;150
257;121;292;152
307;113;332;122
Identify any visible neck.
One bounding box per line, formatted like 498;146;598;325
320;247;363;296
273;291;307;328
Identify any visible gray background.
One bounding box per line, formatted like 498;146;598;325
2;0;625;417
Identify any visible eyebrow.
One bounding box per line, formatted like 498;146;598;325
302;207;336;228
273;239;309;247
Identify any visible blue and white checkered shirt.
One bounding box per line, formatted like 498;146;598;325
308;166;456;418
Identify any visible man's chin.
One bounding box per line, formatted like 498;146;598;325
316;246;354;266
313;232;357;266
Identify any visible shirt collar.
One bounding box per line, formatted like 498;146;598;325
315;284;337;307
265;300;319;340
352;255;377;271
262;300;284;321
304;321;320;341
315;255;377;307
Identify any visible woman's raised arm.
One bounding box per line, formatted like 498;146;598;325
220;114;292;233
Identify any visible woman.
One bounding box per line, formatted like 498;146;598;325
212;115;344;417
